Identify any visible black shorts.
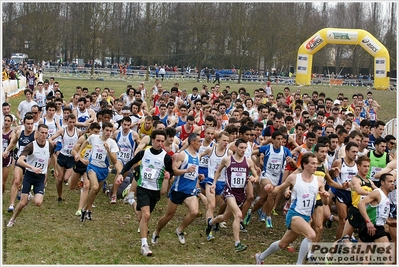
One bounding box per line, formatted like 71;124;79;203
136;186;160;213
315;199;323;209
347;206;365;229
14;158;26;173
335;189;352;207
73;160;88;175
359;224;387;242
169;190;192;205
57;153;75;169
21;170;45;195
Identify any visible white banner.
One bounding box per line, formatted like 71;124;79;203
326;30;358;42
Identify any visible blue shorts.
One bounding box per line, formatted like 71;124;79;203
169;190;193;205
335;189;352;207
87;164;109;182
198;166;208;177
286;209;311;230
54;141;63;152
22;170;45;195
199;177;225;196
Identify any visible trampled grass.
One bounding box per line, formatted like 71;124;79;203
2;74;397;264
3;175;339;265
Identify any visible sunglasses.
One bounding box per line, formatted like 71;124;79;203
390;142;396;145
32;112;38;114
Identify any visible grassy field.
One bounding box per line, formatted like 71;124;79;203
2;74;397;265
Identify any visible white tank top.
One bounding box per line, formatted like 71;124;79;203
26;140;50;174
199;140;214;168
244;141;252;158
35;91;47;107
43;118;57;139
60;128;79;157
208;146;229;180
337;158;358;191
77;108;91;132
367;188;390;226
291;173;319;216
262;146;285;179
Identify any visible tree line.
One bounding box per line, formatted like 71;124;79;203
2;2;397;80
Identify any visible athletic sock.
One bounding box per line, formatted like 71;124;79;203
297;238;310;265
329;214;333;221
141;238;148;246
266;216;271;220
235;241;240;246
208;217;213;226
260;240;281;260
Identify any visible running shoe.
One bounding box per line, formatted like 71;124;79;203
205;218;213;236
266;218;273;228
141;244;153;256
255;253;264;265
272;209;278;216
324;219;333;229
110;195;117;204
207;231;215;241
57;197;63;203
75;210;82;216
259;213;266;222
219;222;227;228
176;228;185;244
7;218;15;227
80;209;86;222
240;221;247;233
257;209;263;221
151;231;159;244
7;204;14;212
213;223;220;232
235;242;247;252
350;234;358;243
243;208;252;226
86;211;92;221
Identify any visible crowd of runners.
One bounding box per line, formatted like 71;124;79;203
2;77;397;264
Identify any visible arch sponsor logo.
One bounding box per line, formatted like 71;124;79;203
360;36;381;55
327;30;358;42
305;34;324;51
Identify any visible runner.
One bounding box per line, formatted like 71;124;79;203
255;153;329;265
3;115;35;212
70;123;101;216
7;124;54;227
206;139;258;252
49;114;81;202
152;133;204;245
78;122;119;221
244;130;295;228
115;130;173;256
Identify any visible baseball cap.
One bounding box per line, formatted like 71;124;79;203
333;100;341;105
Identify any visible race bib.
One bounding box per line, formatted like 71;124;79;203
370;166;382;178
231;172;245;188
143;168;157;180
184;164;198;180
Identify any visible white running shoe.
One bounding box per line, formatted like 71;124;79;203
176;228;185;244
7;218;15;227
255;253;264;265
141;244;153;256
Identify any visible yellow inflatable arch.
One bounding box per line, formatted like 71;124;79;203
295;28;390;90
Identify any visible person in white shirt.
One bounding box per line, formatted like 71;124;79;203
17;89;38;124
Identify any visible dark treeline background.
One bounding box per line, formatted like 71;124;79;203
2;2;397;76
